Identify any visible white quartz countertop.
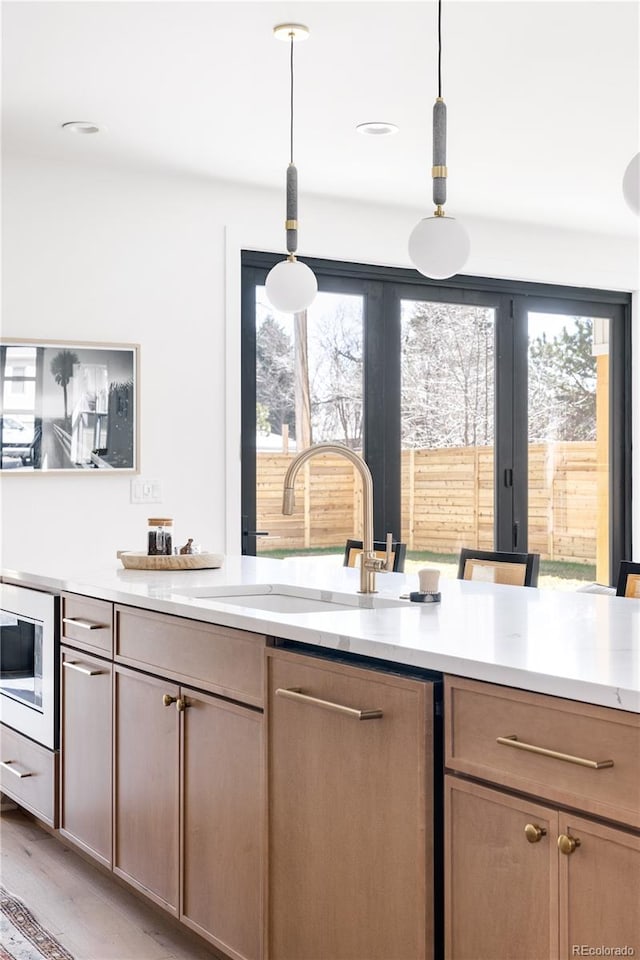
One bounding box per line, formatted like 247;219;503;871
3;555;639;713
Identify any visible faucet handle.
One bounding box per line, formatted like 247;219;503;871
384;533;394;571
363;552;386;574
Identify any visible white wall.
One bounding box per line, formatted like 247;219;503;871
2;155;638;573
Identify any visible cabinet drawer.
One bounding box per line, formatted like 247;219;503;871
0;724;57;827
115;605;265;707
445;676;640;828
61;593;113;656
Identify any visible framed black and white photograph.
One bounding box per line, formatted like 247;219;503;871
0;340;138;472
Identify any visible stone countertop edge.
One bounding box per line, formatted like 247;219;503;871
2;557;639;714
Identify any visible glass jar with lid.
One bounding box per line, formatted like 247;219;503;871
147;518;173;556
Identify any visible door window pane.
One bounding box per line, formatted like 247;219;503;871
527;313;607;588
400;300;495;578
255;288;364;557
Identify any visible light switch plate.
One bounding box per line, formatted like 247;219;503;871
130;478;163;504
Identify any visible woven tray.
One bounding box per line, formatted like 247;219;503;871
118;551;224;571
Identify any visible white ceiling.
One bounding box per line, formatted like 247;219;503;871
3;1;639;237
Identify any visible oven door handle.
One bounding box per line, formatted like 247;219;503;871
63;660;103;677
62;617;103;631
0;760;33;778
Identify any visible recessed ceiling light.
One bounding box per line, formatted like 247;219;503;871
61;121;101;134
356;122;399;136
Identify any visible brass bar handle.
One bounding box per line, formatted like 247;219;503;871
1;760;32;779
558;833;581;855
275;687;383;721
497;735;614;770
62;617;103;631
163;694;177;707
63;660;102;677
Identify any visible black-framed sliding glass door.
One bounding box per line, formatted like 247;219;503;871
394;284;509;560
519;296;628;583
241;251;631;587
241;255;392;556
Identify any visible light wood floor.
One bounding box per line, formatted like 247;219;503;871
1;808;223;960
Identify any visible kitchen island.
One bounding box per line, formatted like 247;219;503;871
1;556;639;960
3;553;639;711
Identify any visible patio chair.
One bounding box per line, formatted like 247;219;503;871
457;548;540;587
343;539;406;573
615;561;640;598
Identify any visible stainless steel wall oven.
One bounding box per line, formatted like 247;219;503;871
0;584;59;749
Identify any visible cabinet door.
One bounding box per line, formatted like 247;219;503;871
445;775;558;960
181;689;263;960
60;647;112;866
559;813;640;958
113;665;180;914
268;648;433;960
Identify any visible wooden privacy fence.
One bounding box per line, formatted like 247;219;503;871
256;442;600;564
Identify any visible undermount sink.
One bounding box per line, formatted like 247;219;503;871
197;593;357;614
172;583;409;615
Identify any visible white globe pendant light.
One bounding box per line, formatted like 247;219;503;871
265;257;317;314
266;24;317;314
622;152;640;216
409;0;470;280
409;215;470;281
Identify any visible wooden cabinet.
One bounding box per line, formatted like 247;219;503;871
559;812;640;955
445;674;640;827
267;646;436;960
113;665;180;912
60;646;112;867
181;688;263;960
113;664;263;960
59;599;265;960
446;775;558;960
444;676;640;960
112;602;266;960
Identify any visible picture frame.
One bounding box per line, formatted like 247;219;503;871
0;339;139;473
615;561;640;598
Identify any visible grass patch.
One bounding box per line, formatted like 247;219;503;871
258;546;596;582
258;545;343;560
539;559;595;581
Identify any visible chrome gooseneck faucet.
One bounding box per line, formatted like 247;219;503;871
282;443;387;594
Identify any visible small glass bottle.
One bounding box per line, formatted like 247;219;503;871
147;518;173;556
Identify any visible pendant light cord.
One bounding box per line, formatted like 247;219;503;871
289;33;295;164
437;0;442;98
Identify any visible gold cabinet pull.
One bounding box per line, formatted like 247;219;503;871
63;660;102;677
0;760;32;779
558;833;581;855
176;697;190;712
275;687;383;721
496;735;614;770
524;823;546;844
62;617;103;631
162;694;177;707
